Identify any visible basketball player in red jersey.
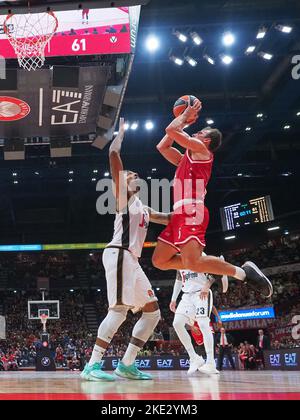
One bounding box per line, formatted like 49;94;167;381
152;99;273;298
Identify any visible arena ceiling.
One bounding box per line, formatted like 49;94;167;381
0;0;299;247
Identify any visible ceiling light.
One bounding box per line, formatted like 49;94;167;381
131;122;139;130
203;54;215;65
221;55;233;65
245;45;256;55
256;27;267;39
145;121;154;130
170;56;184;66
145;35;160;52
174;31;188;43
186;56;197;67
259;52;273;60
276;24;292;33
222;32;235;47
191;32;203;46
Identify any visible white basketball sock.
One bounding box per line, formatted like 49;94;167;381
197;317;215;366
122;344;140;367
173;314;197;360
89;345;106;366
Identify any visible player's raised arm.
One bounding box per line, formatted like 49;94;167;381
170;271;182;313
165;100;210;159
109;118;126;203
145;206;171;226
156;134;183;166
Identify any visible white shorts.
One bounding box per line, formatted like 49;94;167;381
102;247;157;312
176;290;213;326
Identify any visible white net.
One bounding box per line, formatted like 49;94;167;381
4;11;58;71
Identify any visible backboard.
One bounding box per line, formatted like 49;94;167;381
28;300;60;320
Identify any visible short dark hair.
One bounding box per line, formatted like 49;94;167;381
203;127;223;152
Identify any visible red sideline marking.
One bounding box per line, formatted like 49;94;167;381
0;393;299;400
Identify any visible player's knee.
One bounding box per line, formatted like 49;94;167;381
173;316;184;332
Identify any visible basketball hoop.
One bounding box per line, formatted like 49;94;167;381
39;313;49;332
3;10;58;71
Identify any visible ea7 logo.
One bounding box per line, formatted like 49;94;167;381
284;353;297;366
291;55;300;80
157;359;173;369
179;359;190;368
270;354;280;366
135;359;151;369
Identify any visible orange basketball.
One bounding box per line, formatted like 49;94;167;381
173;95;198;118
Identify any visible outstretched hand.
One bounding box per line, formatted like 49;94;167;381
117;117;125;136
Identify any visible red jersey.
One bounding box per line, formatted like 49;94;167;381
173;150;214;207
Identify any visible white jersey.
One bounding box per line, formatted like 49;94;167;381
179;269;209;293
107;196;149;258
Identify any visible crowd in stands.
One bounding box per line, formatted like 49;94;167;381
0;233;300;370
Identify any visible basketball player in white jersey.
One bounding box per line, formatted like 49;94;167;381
81;118;170;382
170;257;228;375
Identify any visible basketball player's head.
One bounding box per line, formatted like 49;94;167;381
192;127;223;152
126;170;140;194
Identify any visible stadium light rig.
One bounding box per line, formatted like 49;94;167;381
206;119;214;125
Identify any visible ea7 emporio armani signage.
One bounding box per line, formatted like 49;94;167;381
0;66;109;138
50;86;94;126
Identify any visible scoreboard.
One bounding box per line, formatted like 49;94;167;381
220;195;274;231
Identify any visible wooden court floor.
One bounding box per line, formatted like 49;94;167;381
0;371;299;400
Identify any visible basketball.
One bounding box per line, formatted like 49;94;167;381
173;95;198;118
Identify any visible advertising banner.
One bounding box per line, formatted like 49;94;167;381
0;66;109;138
264;349;300;371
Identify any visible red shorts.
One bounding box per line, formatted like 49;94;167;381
191;321;214;346
158;205;209;251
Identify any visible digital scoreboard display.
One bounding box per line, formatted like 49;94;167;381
0;6;135;58
220;195;274;231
